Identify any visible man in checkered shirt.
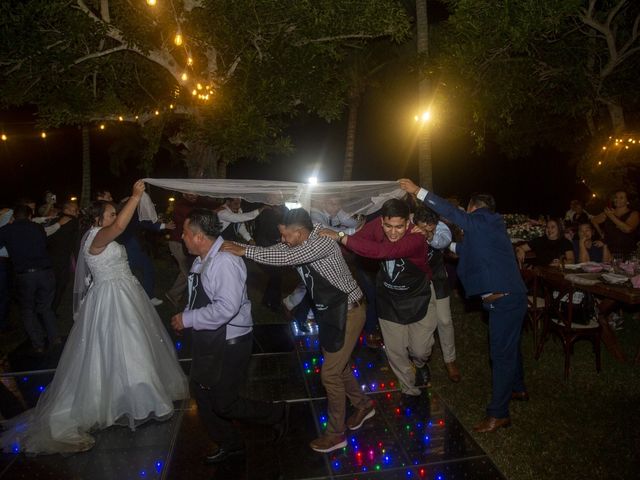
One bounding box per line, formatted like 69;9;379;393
221;208;376;453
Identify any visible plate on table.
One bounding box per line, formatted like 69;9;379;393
563;263;582;270
601;273;629;285
581;262;604;273
564;273;602;286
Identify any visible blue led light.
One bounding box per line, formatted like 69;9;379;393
139;470;147;477
155;460;163;472
367;362;374;368
424;435;430;442
384;454;391;464
37;385;45;392
416;422;423;428
175;341;182;350
333;461;340;469
22;377;28;382
11;443;19;453
407;470;413;477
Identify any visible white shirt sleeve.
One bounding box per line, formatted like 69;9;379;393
429;221;452;250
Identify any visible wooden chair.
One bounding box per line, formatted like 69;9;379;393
535;275;602;379
520;267;545;352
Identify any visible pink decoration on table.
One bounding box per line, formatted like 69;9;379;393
582;263;603;273
620;261;636;275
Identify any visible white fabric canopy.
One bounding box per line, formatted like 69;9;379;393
143;178;405;216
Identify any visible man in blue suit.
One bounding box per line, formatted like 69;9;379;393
399;178;527;433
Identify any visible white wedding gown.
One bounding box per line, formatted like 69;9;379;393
1;227;189;454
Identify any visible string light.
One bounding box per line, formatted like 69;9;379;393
118;116;124;121
174;32;183;46
196;83;202;90
40;132;47;139
181;72;188;81
146;0;157;6
154;110;160;115
1;134;7;141
99;124;105;130
187;57;193;66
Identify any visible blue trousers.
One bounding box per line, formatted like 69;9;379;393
0;260;10;330
483;292;527;418
126;246;155;298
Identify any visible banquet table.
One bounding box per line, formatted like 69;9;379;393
534;265;640;364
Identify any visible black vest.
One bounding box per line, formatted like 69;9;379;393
221;222;243;243
376;258;431;324
428;247;450;299
187;265;227;387
297;264;350;353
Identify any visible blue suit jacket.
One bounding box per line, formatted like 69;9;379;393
420;191;525;297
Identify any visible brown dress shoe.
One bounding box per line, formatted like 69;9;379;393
445;361;461;382
346;403;375;430
473;416;511;433
511;391;530;401
309;433;347;453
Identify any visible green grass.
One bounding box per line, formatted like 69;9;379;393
2;249;639;479
429;293;640;480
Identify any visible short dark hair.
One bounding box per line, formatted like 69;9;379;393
380;198;410;220
413;207;439;226
186;208;222;238
94;188;111;200
469;193;496;213
282;208;313;231
13;204;33;220
577;222;593;231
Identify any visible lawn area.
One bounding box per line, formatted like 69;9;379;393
1;248;639;479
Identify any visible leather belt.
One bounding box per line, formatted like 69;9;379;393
16;267;52;275
482;292;509;304
226;331;252;345
348;297;364;310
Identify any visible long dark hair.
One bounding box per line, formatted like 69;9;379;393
79;200;116;234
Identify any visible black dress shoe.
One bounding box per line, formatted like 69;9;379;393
203;444;246;464
415;364;431;387
273;402;290;443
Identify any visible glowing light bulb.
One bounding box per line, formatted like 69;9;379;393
154;110;159;115
174;33;183;46
118;116;123;121
187;57;193;66
146;0;157;5
70;196;77;201
169;104;174;109
196;83;202;90
192;89;197;96
597;161;602;165
99;124;105;130
592;193;597;198
1;134;7;141
181;72;188;81
602;146;606;150
40;132;47;139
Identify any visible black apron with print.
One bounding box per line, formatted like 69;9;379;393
187;268;226;387
428;247;450;299
376;258;431;325
221;222;243;243
298;264;350;353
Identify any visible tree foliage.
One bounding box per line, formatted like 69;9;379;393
0;0;410;176
434;0;640;158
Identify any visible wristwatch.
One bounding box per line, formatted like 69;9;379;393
337;231;346;241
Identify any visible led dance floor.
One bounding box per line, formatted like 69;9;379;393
0;324;505;479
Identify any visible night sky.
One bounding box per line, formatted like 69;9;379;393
0;98;584;217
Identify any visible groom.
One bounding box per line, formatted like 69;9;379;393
170;208;288;464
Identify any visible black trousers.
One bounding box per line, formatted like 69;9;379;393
192;334;283;448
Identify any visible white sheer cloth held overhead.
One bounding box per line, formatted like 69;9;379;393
1;227;189;455
143;178;406;217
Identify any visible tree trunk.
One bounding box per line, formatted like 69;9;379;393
342;88;361;181
183;142;219;178
606;100;626;133
80;125;91;208
217;159;228;179
416;0;433;189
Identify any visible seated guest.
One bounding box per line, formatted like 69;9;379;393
591;190;639;257
573;222;611;263
515;218;575;266
565;200;590;232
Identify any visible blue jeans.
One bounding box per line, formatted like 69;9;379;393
483;292;527;418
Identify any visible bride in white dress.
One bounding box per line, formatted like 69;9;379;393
1;180;189;454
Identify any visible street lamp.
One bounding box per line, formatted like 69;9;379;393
414;110;431;124
307;176;318;185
